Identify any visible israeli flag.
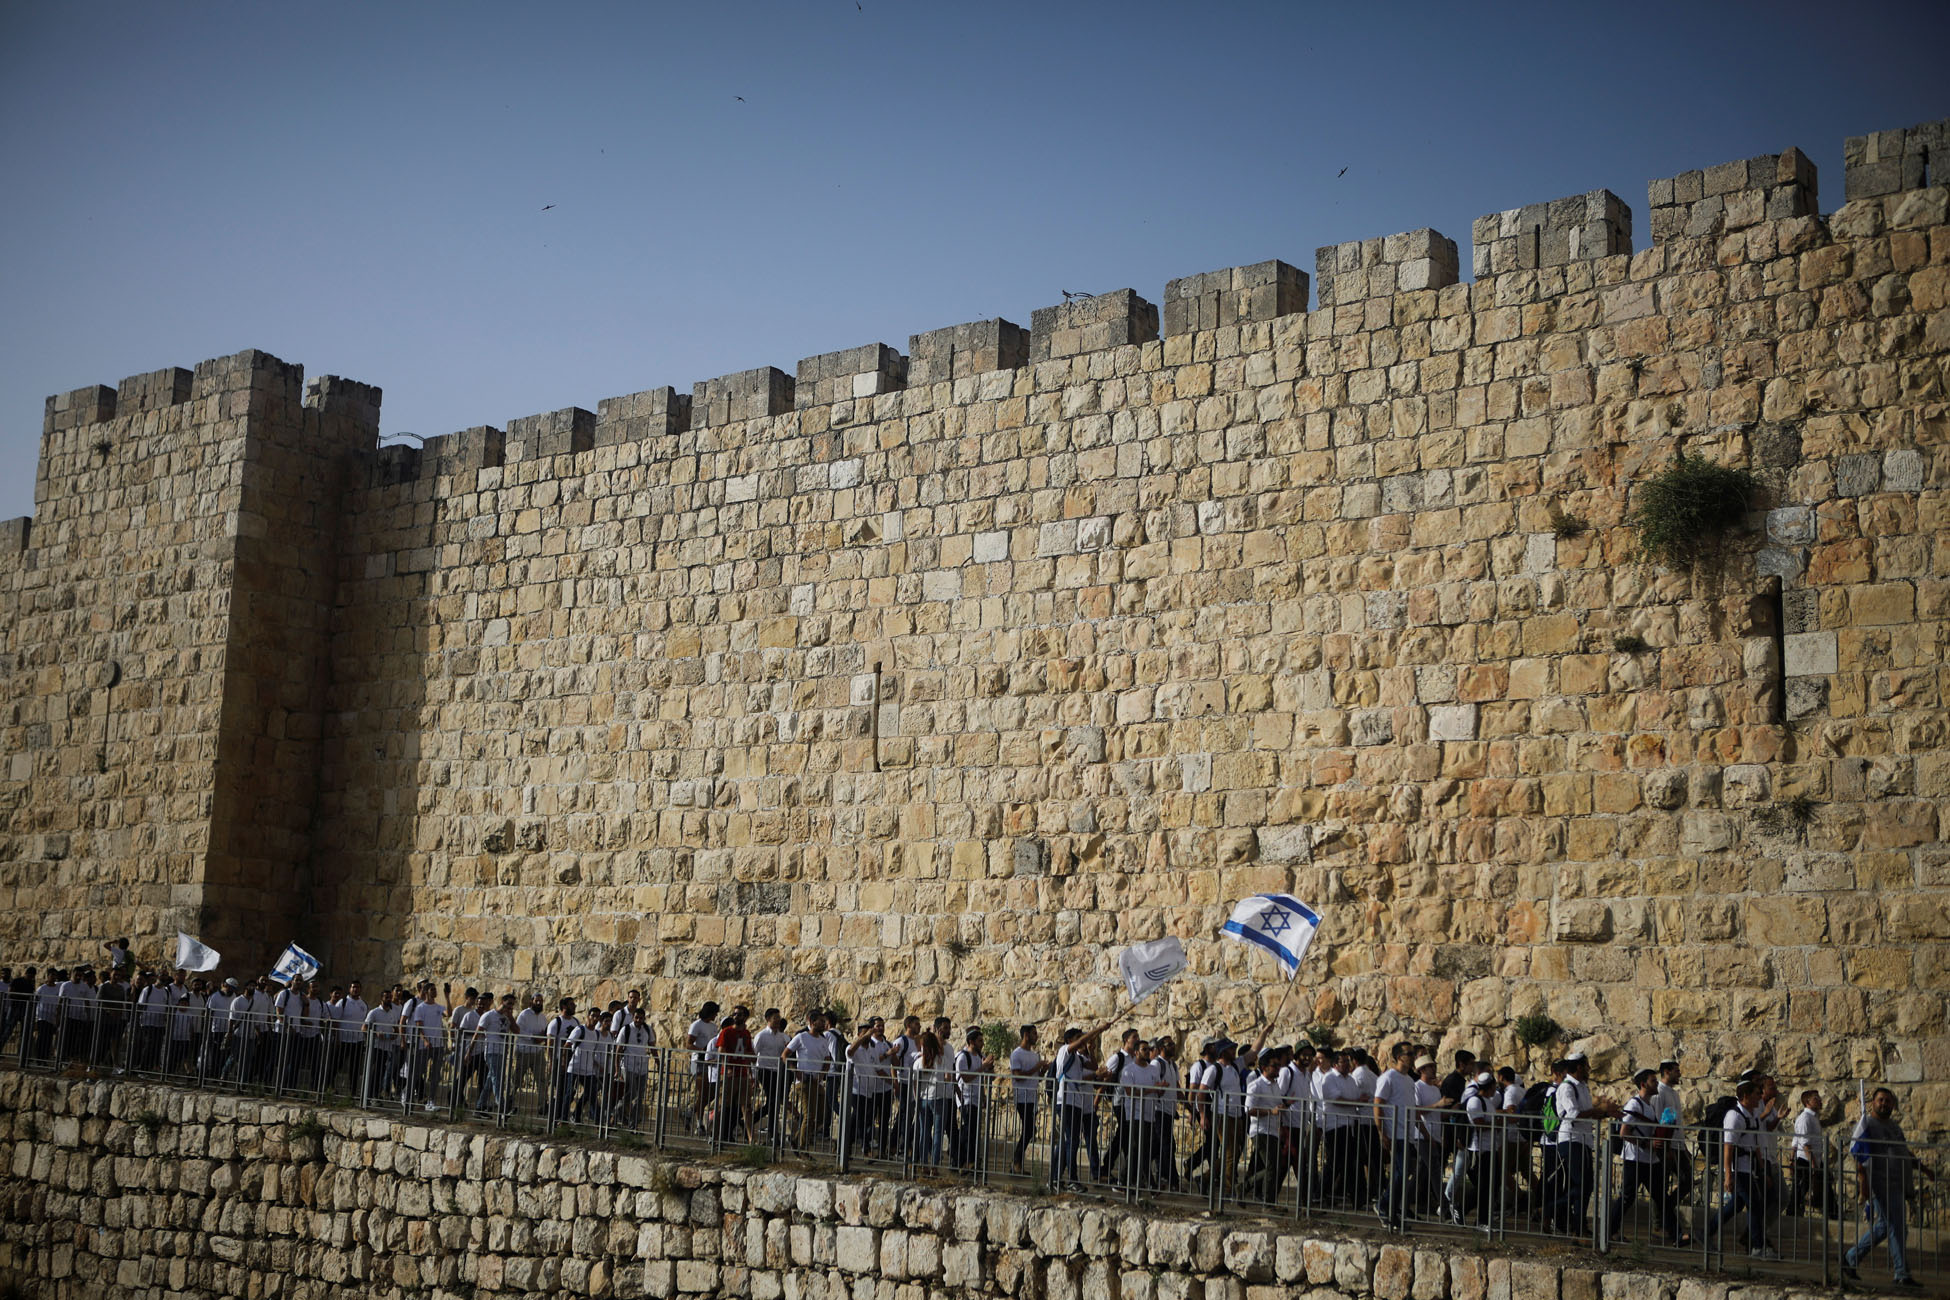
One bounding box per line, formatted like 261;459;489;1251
1117;936;1188;1005
1222;894;1321;977
269;942;320;986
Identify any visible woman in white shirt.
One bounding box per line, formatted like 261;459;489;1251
1007;1027;1045;1175
914;1032;957;1172
615;1011;654;1128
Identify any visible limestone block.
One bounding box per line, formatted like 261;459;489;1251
834;1226;876;1273
1884;448;1926;491
1257;825;1311;864
1428;704;1477;742
1782;631;1838;676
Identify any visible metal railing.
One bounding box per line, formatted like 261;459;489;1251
2;996;1939;1290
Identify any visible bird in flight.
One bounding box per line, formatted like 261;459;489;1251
1337;167;1348;177
735;95;746;102
541;204;555;210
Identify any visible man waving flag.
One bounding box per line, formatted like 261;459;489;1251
1222;893;1320;977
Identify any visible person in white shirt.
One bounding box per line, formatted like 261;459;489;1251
784;1010;834;1152
686;1001;722;1134
1550;1053;1614;1236
1373;1043;1420;1227
474;993;515;1116
1788;1088;1834;1218
563;1007;606;1125
1412;1056;1445;1215
33;971;63;1064
1051;1023;1108;1190
398;981;451;1110
1317;1050;1365;1204
752;1009;790;1136
844;1020;889;1161
229;979;274;1084
1459;1071;1502;1226
363;989;398;1100
544;998;581;1123
511;993;549;1107
1006;1026;1045;1174
1606;1067;1685;1244
56;968;99;1066
1654;1058;1693;1203
614;1005;653;1127
888;1015;926;1160
1279;1045;1316;1200
912;1031;958;1171
953;1027;992;1172
452;993;486;1105
1115;1038;1166;1190
1706;1077;1777;1257
1153;1037;1184;1191
1246;1056;1287;1203
331;982;369;1093
1099;1029;1143;1183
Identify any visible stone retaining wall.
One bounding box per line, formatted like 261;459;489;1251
1;1074;1829;1300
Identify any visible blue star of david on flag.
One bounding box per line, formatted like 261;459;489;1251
1222;893;1320;976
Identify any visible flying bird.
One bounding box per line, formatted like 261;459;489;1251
541;204;555;210
1337;167;1348;177
735;96;746;102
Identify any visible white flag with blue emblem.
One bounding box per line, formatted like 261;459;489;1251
1117;936;1188;1005
1222;894;1320;978
269;942;320;986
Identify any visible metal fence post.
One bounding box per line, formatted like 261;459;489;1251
1595;1120;1611;1254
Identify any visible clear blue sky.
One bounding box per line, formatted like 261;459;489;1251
1;1;1944;522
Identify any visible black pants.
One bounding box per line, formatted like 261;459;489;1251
1788;1157;1836;1217
1609;1157;1678;1239
1013;1102;1037;1168
1247;1132;1284;1202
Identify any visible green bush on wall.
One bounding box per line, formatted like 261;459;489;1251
1627;453;1760;568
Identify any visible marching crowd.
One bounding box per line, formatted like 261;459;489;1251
1;946;1935;1287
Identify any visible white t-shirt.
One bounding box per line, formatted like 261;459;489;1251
1279;1062;1311;1129
955;1048;990;1107
617;1022;652;1075
754;1027;788;1069
849;1043;881;1096
514;1007;547;1053
336;998;369;1042
567;1023;603;1076
1465;1087;1498;1153
1655;1081;1683;1126
1054;1045;1092;1110
1005;1048;1040;1104
457;1008;481;1052
1375;1067;1417;1141
1793;1107;1824;1166
687;1018;718;1074
786;1030;830;1077
1318;1069;1362;1131
365;1003;396;1042
1723;1103;1764;1173
1414;1080;1444;1142
474;1009;508;1058
1554;1077;1596;1149
1118;1058;1165;1120
410;1000;446;1051
1246;1074;1284;1138
1619;1094;1661;1164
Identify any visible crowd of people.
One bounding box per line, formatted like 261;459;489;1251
0;947;1934;1287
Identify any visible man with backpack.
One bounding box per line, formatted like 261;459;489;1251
1704;1077;1779;1259
1608;1067;1688;1245
1551;1053;1616;1236
1843;1087;1931;1287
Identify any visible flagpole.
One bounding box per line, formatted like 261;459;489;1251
1254;963;1301;1053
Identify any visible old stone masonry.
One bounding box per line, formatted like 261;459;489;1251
4;121;1949;1120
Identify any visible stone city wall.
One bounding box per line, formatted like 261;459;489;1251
0;1073;1826;1300
1;119;1948;1122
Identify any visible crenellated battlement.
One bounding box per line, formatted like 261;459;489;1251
1470;190;1631;279
1649;148;1817;244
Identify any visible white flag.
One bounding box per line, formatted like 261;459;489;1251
269;942;320;986
1117;936;1188;1005
174;931;221;972
1222;894;1321;977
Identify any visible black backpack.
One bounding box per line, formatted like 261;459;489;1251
1698;1095;1739;1156
1519;1081;1553;1114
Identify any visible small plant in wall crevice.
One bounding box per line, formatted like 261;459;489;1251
1626;452;1760;569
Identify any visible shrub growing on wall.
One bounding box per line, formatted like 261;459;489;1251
1627;453;1760;568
